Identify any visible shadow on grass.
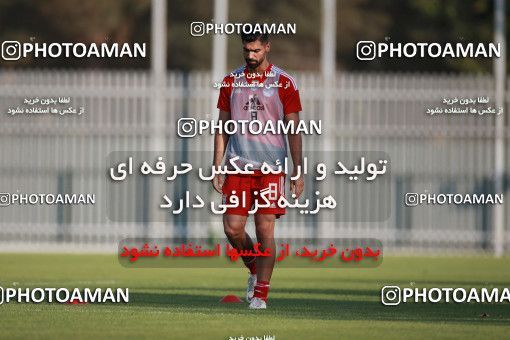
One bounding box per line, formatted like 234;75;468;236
127;289;510;325
273;276;510;287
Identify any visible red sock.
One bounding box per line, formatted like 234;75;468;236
253;280;270;301
243;257;257;275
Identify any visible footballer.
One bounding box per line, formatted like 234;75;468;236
212;32;304;309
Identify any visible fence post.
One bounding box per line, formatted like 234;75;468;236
56;170;72;242
493;0;506;257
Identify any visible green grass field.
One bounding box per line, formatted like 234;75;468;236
0;254;509;339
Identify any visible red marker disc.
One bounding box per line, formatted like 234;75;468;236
220;295;243;303
66;299;88;305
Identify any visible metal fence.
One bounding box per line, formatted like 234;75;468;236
0;70;508;253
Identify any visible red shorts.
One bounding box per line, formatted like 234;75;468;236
221;172;286;218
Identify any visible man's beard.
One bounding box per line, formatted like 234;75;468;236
245;58;262;69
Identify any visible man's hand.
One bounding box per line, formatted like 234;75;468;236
285;112;303;198
289;170;304;198
212;110;230;195
212;174;224;194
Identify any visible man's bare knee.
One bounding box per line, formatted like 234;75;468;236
255;214;275;239
223;215;247;239
224;225;244;239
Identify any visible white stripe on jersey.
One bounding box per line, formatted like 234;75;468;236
280;175;285;198
282;176;284;196
272;65;298;90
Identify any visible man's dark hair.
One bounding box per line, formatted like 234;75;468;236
241;32;269;44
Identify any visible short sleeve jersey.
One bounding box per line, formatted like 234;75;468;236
216;64;302;171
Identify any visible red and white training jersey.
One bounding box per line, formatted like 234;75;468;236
216;63;302;171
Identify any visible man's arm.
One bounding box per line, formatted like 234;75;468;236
212;110;231;193
284;112;304;198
